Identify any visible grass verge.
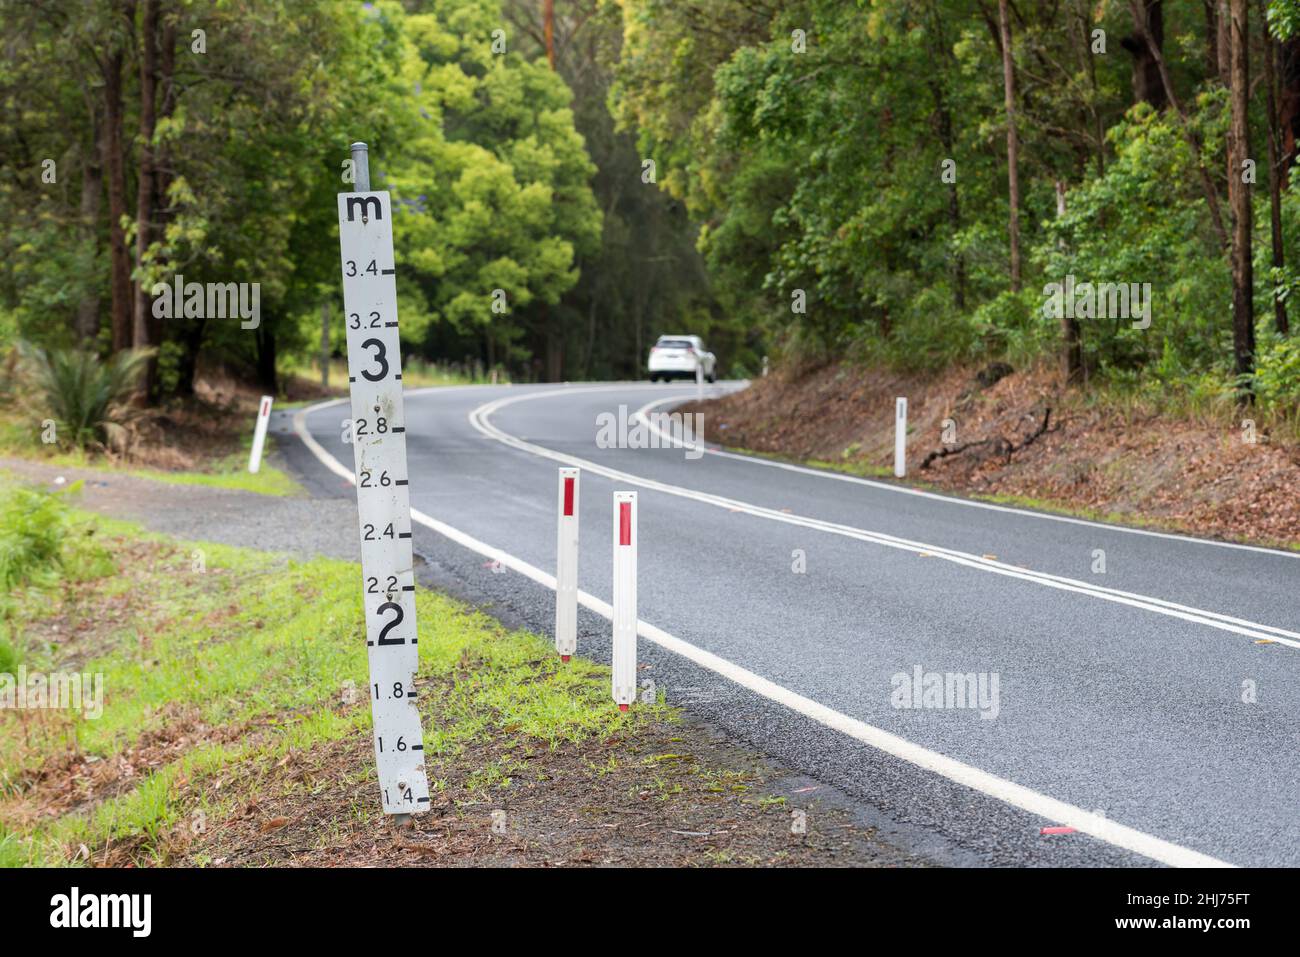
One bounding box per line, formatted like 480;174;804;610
0;411;301;497
0;480;896;867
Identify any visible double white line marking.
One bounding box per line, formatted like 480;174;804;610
473;386;1300;651
297;385;1243;868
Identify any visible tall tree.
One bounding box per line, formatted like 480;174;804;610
1129;0;1229;250
1228;0;1255;393
101;5;132;353
1261;0;1289;334
132;0;161;395
1279;34;1300;183
75;86;104;342
1121;1;1168;109
997;0;1022;292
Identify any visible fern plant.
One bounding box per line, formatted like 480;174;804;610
19;343;150;449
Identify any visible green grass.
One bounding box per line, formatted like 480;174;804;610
0;482;666;866
0;410;302;497
125;445;302;497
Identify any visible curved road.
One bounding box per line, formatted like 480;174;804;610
291;381;1300;867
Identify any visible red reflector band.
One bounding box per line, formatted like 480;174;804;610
563;477;575;516
619;501;632;546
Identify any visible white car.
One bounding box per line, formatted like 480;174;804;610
648;335;716;383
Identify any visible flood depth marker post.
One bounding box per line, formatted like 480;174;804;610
612;491;637;710
337;141;430;820
248;395;273;473
894;397;907;479
555;467;580;662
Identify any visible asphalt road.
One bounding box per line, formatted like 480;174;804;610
292;381;1300;867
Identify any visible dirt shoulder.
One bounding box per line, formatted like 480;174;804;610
681;363;1300;550
1;468;924;868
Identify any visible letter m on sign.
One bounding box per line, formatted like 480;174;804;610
345;195;383;222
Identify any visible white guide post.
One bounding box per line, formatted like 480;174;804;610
337;141;429;817
695;357;704;401
612;491;638;710
248;395;272;473
555;467;580;662
894;397;907;479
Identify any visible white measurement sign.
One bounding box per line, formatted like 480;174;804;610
337;190;430;815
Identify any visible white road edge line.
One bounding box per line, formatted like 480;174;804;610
293;389;1234;869
634;395;1300;644
468;385;1300;649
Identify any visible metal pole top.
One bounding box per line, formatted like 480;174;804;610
350;141;371;192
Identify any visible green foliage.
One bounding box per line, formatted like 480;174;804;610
0;631;21;673
0;508;670;865
609;0;1289;401
376;0;601;369
2;0;1295;396
0;483;75;591
1036;104;1230;375
20;344;150;449
1268;0;1300;39
1254;332;1300;422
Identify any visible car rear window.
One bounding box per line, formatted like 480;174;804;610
656;339;693;349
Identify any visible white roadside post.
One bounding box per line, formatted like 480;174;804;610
248;395;273;473
695;356;704;401
337;141;430;821
612;491;638;711
555;467;580;662
894;397;907;479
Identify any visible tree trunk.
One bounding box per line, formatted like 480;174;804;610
1227;0;1255;396
175;319;206;397
151;13;178;381
133;0;161;398
543;0;556;69
1203;0;1220;76
1079;0;1105;175
1261;2;1289;335
1280;37;1300;186
76;102;103;342
256;322;278;393
1129;1;1229;250
1217;0;1232;83
545;304;562;382
1121;1;1167;109
1055;182;1084;383
928;1;965;309
102;40;131;354
997;0;1021;292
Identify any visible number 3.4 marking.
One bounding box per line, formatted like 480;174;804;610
345;259;380;277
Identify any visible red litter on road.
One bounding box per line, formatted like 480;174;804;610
1040;826;1077;835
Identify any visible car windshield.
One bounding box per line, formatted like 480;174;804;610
656;339;694;350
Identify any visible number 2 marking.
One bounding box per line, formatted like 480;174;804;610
376;601;405;645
